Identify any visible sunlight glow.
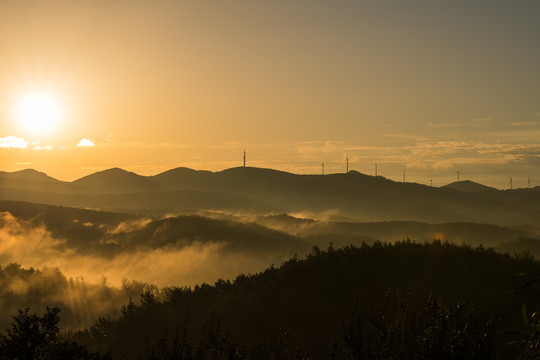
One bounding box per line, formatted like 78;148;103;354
14;93;63;134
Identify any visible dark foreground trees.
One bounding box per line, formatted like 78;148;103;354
0;307;110;360
68;241;540;359
3;241;540;359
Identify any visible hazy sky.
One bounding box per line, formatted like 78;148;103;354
1;0;540;187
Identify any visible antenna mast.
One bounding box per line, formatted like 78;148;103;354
243;149;246;167
346;156;349;173
375;163;378;177
457;171;460;182
322;162;325;175
509;175;513;190
430;179;433;187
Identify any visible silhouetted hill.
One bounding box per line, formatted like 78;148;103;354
254;214;536;248
73;167;160;193
152;167;214;188
0;188;272;214
0;169;83;195
0;200;134;225
441;180;497;192
2;166;540;227
73;241;540;359
0;169;59;183
0;200;307;260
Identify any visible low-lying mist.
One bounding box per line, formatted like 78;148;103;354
0;210;311;330
1;200;539;332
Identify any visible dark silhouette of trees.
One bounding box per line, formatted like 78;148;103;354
331;291;496;360
0;307;110;360
66;241;540;359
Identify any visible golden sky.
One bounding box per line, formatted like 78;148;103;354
1;0;540;188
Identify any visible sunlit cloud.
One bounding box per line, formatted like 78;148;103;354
426;122;472;128
510;121;540;127
296;140;343;154
204;141;245;150
0;136;28;149
426;119;491;128
102;141;189;149
77;138;95;147
381;134;429;141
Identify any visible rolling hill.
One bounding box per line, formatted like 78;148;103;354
441;180;497;192
1;166;540;227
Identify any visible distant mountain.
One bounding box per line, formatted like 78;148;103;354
255;214;536;248
441;180;497;192
0;188;272;215
72;167;160;193
0;169;82;195
0;169;59;183
152;167;214;188
2;166;540;227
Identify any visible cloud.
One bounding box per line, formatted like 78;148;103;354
0;136;28;149
510;121;540;127
30;141;49;150
77;138;95;147
426;122;471;128
472;118;492;122
296;140;343;155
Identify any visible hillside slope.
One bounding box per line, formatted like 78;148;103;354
75;241;540;359
2;167;540;226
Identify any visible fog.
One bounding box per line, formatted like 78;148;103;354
0;210;310;329
0;203;538;332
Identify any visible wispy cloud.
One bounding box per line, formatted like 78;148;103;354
472;118;492;122
102;141;190;149
381;134;429;141
0;136;28;149
77;138;95;147
296;140;343;154
29;140;52;150
426;122;471;128
204;141;244;150
510;121;540;127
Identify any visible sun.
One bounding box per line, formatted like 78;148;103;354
14;92;63;135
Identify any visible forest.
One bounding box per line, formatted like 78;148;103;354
1;241;539;359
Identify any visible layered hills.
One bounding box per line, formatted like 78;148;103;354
1;166;540;228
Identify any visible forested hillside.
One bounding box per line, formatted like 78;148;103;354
67;241;540;359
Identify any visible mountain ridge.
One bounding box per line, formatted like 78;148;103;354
2;166;540;227
441;180;497;192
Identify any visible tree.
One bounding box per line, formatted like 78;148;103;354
0;307;110;360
